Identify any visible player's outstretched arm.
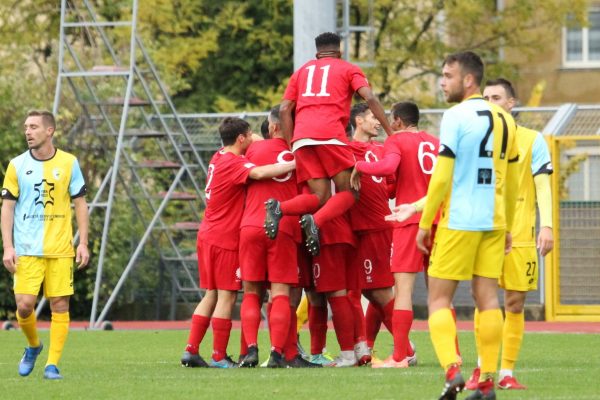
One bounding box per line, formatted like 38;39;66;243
356;86;393;136
385;196;426;223
249;160;296;181
73;196;90;269
1;199;17;273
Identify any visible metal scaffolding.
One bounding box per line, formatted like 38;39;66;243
52;0;208;327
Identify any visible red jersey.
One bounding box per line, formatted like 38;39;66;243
384;131;439;227
283;57;369;143
240;138;300;241
349;141;394;232
198;149;255;250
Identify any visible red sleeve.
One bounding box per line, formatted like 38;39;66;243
229;156;256;185
356;153;401;176
283;71;299;101
349;64;369;92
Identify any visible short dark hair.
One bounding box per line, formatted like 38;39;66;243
350;103;370;129
315;32;341;50
391;102;420;127
260;118;269;139
219;117;250;146
443;51;484;86
485;77;517;99
27;110;56;130
269;105;281;123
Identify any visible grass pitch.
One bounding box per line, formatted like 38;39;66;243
0;327;598;399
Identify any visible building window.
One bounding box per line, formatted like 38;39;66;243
563;9;600;68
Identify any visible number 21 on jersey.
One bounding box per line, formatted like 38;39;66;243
302;65;331;97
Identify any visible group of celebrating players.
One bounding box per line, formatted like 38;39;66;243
180;32;553;400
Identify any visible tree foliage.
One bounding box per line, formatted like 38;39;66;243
348;0;588;106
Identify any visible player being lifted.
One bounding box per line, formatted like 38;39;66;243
264;31;392;256
465;78;553;391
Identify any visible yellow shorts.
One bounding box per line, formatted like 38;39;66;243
428;227;505;281
13;256;74;298
499;246;539;291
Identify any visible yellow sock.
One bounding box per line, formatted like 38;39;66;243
428;308;457;370
500;311;524;371
46;312;70;367
296;295;309;333
478;308;503;378
16;311;40;347
473;308;481;365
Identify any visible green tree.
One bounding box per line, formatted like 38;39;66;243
348;0;588;106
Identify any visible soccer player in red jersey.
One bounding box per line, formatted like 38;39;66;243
180;117;295;368
309;211;358;367
353;102;439;368
264;32;393;256
238;106;320;368
347;103;396;365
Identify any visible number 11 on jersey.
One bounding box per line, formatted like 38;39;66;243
302;65;331;97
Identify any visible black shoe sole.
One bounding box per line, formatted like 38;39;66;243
300;214;320;256
264;199;282;239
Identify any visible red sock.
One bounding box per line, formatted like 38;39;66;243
280;193;321;215
365;302;382;349
347;290;366;343
284;306;299;361
266;301;273;321
185;314;211;354
241;293;261;347
381;299;394;334
328;295;355;352
392;309;413;361
211;317;232;361
240;328;248;356
451;307;461;357
269;295;290;354
313;191;356;227
308;303;328;355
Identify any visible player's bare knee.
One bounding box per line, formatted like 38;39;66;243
49;296;70;314
16;304;34;319
504;291;526;313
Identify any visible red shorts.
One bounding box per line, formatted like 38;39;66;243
312;243;356;293
391;224;436;274
239;227;298;284
296;245;313;289
197;241;241;291
355;229;394;290
294;144;355;183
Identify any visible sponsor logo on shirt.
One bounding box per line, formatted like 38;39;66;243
33;179;55;208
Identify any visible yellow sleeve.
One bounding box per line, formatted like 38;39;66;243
504;118;519;232
419;156;454;229
534;173;552;228
1;162;19;199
